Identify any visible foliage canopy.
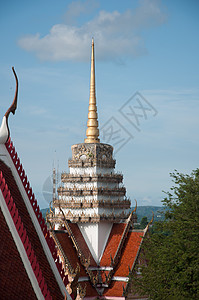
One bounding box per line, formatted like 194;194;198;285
140;216;148;229
134;169;199;300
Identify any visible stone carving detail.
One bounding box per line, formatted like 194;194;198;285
48;209;130;224
73;144;94;160
53;198;131;210
61;172;123;183
71;143;114;162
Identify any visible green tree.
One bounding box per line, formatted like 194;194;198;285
134;169;199;300
140;216;148;229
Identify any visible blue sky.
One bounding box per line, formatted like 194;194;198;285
0;0;199;208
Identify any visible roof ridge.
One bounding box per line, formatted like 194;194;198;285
51;230;74;275
60;209;89;266
5;138;69;287
0;171;52;300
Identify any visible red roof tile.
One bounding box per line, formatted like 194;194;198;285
0;207;37;300
100;223;127;266
0;160;63;300
80;281;98;297
5;139;69;286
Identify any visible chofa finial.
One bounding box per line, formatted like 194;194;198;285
0;67;18;144
84;38;100;143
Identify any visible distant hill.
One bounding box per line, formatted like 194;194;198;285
41;206;165;223
136;206;165;223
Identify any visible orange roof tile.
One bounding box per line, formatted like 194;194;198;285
100;223;127;266
114;231;144;277
103;281;127;297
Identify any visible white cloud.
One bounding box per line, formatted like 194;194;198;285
141;196;153;205
18;0;167;62
63;0;99;24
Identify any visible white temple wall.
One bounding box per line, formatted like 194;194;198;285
70;167;96;175
63;181;119;189
78;222;113;263
63;182;98;189
61;207;99;215
58;207;127;216
59;195;98;202
58;194;125;203
69;167;115;176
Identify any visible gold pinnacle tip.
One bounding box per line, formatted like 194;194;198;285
84;38;100;144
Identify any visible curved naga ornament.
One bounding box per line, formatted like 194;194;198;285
127;198;137;222
148;211;154;226
0;67;18;144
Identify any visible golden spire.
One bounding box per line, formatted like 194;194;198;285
84;38;100;143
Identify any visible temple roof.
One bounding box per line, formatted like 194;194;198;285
0;140;72;299
0;60;142;299
0;206;37;300
0;41;149;300
68;223;97;267
0;159;61;299
52;220;145;298
100;223;127;266
56;231;87;277
0;67;71;299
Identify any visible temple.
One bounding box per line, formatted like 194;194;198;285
46;39;149;299
0;68;71;299
0;40;149;300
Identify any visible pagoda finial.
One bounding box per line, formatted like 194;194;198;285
84;38;100;143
